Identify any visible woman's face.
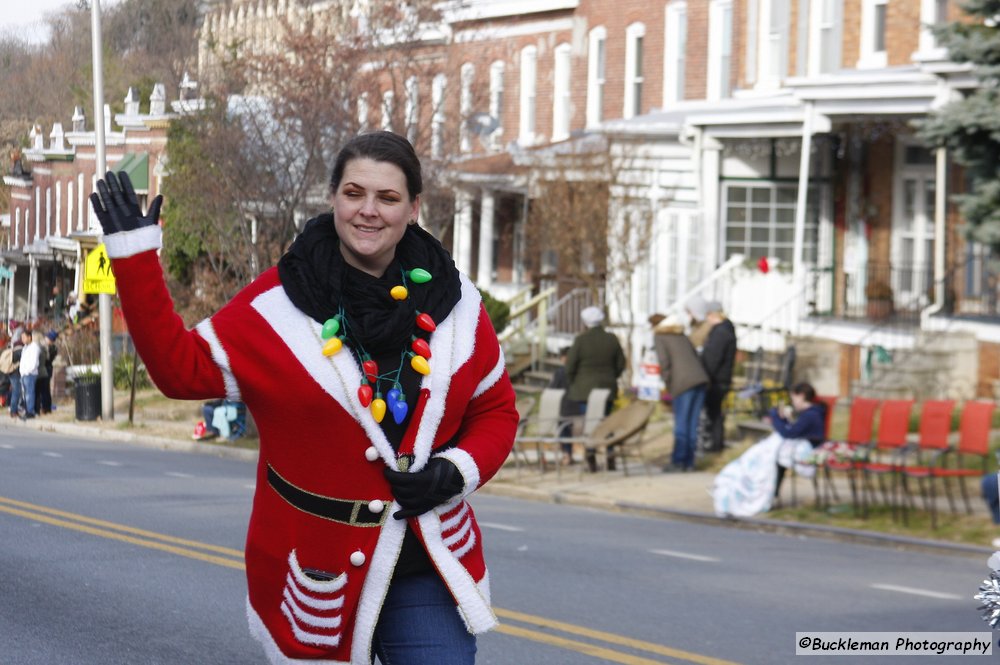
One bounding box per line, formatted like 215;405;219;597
790;392;810;412
332;158;419;277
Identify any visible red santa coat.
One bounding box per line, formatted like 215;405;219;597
104;226;518;664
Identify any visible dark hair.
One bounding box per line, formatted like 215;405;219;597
790;382;816;402
329;131;423;200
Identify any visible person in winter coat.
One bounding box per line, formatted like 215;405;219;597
765;382;828;501
90;131;518;665
700;301;737;452
6;332;24;417
566;306;626;470
652;314;709;472
18;330;41;420
35;330;58;414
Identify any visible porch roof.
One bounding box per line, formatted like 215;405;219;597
448;150;528;191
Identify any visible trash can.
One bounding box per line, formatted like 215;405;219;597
74;375;101;421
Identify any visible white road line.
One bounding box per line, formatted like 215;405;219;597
97;461;122;467
165;472;194;478
870;583;961;600
42;452;63;458
479;522;524;532
0;444;14;449
650;549;720;563
243;484;256;490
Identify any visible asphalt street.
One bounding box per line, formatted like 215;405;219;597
0;427;994;664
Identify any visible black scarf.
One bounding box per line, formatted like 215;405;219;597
277;214;463;356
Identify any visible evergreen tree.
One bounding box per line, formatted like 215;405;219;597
918;0;1000;248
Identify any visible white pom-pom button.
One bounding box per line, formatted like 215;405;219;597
365;446;379;462
368;500;385;514
350;550;366;567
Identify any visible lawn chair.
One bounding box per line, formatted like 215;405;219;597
510;394;538;476
898;400;955;527
901;400;994;527
580;400;656;476
783;394;837;508
811;396;879;512
858;399;915;519
514;388;566;473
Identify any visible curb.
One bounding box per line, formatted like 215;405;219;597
10;416;995;558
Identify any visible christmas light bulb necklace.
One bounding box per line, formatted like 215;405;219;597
319;266;435;425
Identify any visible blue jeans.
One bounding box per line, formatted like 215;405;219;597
671;385;707;469
20;374;36;416
9;374;20;415
372;572;476;665
982;473;1000;525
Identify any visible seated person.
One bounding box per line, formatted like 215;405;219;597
193;399;247;441
767;382;828;503
981;472;1000;549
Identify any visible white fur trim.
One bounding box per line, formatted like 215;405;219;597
443;516;473;549
251;287;397;466
439;502;470;532
349;511;407;665
280;602;342;647
282;590;343;629
195;319;241;401
287;550;347;594
407;275;483;472
436;447;481;494
247;597;349;665
471;348;506;400
417;509;497;634
287;577;345;612
103;225;162;258
449;526;477;560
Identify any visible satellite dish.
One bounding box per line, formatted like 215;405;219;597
466;112;499;136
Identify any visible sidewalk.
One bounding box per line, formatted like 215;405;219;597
5;405;997;558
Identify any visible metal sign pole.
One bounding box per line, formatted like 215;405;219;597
91;0;114;421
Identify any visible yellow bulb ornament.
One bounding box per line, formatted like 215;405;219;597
390;286;409;301
410;355;431;376
321;337;343;356
370;398;387;423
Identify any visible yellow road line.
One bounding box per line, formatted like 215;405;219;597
497;623;681;665
0;503;245;571
0;496;740;665
0;495;244;558
496;608;742;665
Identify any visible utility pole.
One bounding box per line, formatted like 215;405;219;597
91;0;114;421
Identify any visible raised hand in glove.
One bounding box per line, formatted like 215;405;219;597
383;457;465;520
89;171;163;235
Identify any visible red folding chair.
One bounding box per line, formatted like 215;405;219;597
858;399;915;518
812;397;878;512
898;400;955;527
908;401;995;526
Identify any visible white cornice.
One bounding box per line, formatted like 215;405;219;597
442;0;578;23
454;17;574;42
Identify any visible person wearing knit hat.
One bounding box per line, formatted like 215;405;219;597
686;295;713;350
653;314;709;472
701;302;737;453
566;305;626;471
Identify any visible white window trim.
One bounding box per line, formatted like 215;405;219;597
405;76;419;144
519;45;538;146
858;0;888;69
756;0;788;89
358;92;369;131
707;0;733;100
586;26;606;128
663;2;687;107
489;61;505;150
381;90;394;132
431;74;447;160
807;0;842;76
552;43;572;142
460;62;474;153
917;0;948;57
623;22;646;119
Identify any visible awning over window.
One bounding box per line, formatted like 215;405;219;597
113;152;149;192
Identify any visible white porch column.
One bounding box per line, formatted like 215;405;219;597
477;189;495;289
28;256;38;321
933;147;947;306
700;133;722;270
453;189;474;276
6;267;15;322
792;102;815;311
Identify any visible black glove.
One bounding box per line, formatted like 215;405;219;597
383;457;465;519
89;171;163;235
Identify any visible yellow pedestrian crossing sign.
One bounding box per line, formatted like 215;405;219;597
83;244;116;295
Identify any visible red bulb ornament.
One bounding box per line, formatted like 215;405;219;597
415;312;436;332
362;359;379;383
358;384;373;407
411;337;432;359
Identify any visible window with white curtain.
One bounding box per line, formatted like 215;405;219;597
707;0;733;99
623;22;645;119
431;74;446;159
460;63;474;152
489;61;505;150
519;45;538;145
808;0;842;75
919;0;948;53
405;76;418;144
663;2;687;106
858;0;888;68
552;43;572;142
586;27;607;127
